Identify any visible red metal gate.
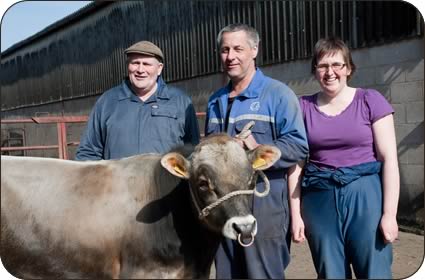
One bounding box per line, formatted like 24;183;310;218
1;112;206;159
1;116;88;159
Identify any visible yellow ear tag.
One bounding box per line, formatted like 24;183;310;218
252;158;267;169
174;165;186;177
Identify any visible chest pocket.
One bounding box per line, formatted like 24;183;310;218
151;106;178;119
150;105;184;142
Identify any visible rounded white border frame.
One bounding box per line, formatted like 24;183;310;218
0;1;423;279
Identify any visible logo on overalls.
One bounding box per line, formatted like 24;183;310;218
250;101;260;112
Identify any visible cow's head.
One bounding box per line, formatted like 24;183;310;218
161;134;280;245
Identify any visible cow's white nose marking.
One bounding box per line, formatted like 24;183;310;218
222;215;257;240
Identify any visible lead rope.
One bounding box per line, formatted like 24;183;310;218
191;169;270;219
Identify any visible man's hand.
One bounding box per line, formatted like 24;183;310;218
242;134;260;150
234;134;260;150
234;121;259;150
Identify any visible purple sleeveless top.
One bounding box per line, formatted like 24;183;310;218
300;88;394;169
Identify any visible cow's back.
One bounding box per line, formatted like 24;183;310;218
1;155;182;278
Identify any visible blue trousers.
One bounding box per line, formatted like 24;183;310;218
215;175;290;279
301;173;393;279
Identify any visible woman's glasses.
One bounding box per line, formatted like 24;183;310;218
315;62;346;73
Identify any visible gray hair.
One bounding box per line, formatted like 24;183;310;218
217;23;260;48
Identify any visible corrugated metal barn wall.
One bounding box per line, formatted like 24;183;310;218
1;0;422;112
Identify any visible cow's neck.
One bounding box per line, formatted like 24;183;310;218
141;179;220;278
185;220;221;278
167;181;221;278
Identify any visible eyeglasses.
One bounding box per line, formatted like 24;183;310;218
315;62;346;73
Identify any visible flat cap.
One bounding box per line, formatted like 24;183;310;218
124;41;164;61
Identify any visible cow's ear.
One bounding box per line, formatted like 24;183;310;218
248;145;281;170
161;152;190;179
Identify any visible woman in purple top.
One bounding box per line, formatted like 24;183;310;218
288;37;400;279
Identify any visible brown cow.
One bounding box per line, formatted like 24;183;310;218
1;133;280;278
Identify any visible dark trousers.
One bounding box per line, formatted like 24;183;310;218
302;173;393;279
215;178;290;279
215;235;290;279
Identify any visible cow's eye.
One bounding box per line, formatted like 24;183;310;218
198;180;211;192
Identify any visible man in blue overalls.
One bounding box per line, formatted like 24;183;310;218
76;41;200;160
205;23;309;279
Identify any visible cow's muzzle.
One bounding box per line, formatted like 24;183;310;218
222;215;257;246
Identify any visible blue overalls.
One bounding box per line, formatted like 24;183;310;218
301;161;393;279
205;69;309;279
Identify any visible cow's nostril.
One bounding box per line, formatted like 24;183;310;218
232;223;242;234
232;221;255;239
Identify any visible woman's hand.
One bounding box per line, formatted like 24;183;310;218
380;213;399;243
291;214;306;243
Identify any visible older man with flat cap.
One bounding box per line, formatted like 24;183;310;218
76;41;200;160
